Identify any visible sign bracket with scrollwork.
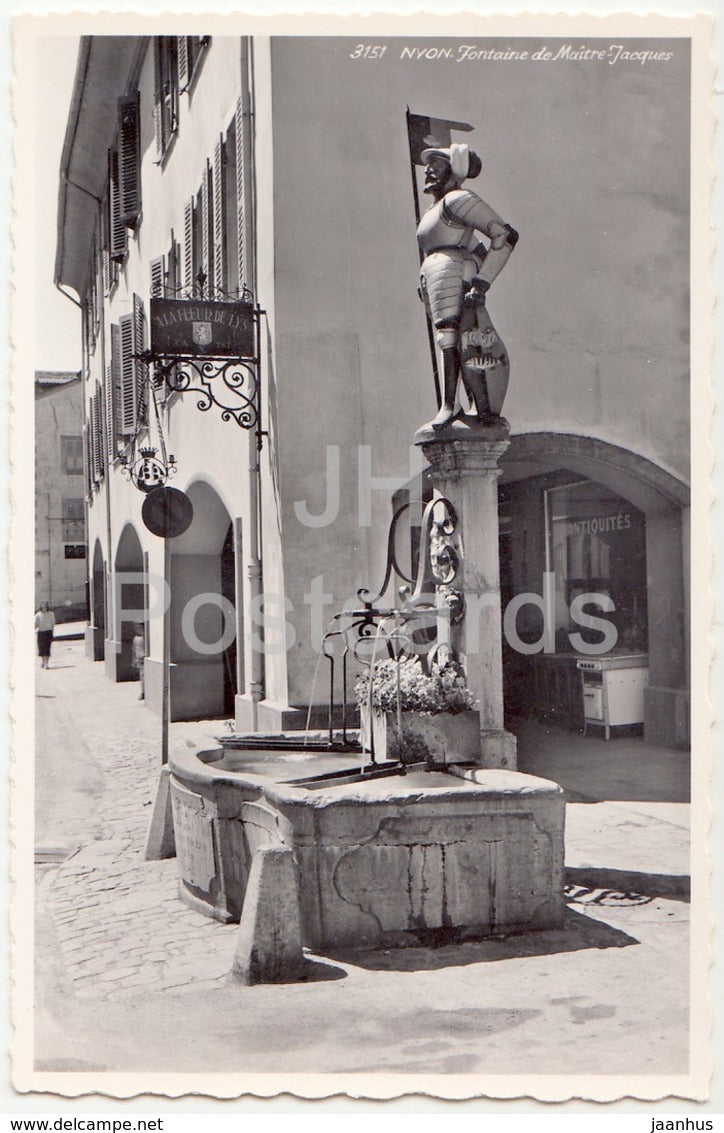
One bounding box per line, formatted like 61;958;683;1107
137;296;265;439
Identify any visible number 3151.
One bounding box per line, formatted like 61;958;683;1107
349;44;387;59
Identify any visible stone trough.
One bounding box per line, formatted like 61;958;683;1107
168;744;565;952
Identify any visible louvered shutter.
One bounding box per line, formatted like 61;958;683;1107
178;37;189;90
109;323;121;451
83;424;91;497
94;384;105;480
183;197;194;290
104;361;115;462
133;294;148;428
119;314;137;435
89;394;98;483
108;149;127;262
153;39;164;159
201;164;212;290
150;256;165;297
213;137;227;294
235;96;247;292
100;203;111;294
118;93;141;227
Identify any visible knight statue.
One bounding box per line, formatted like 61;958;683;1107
417;141;518;429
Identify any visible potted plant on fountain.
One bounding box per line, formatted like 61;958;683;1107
355;654;480;766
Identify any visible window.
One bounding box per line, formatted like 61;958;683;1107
545;480;648;652
62;499;85;541
65;545;86;560
118;93;142;227
61;435;83;475
178;36;209;92
153;38;179;160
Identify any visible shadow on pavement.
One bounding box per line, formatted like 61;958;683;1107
565;867;690;903
326;907;637;972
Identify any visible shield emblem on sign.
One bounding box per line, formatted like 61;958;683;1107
192;321;212;348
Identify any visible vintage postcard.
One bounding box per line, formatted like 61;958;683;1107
10;9;715;1104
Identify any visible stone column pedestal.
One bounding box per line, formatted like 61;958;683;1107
415;414;516;770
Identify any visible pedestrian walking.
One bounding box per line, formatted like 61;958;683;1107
132;622;145;700
35;601;55;669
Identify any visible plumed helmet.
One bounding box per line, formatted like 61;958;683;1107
420;142;482;181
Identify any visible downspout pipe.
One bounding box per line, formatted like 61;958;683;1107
241;35;264;731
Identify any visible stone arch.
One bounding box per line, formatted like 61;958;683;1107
111;522;145;682
165;480;239;721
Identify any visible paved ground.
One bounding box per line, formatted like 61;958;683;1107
30;639;691;1082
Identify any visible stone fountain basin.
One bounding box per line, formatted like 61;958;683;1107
168;745;565;951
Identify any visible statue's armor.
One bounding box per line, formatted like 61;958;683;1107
417;189;512;348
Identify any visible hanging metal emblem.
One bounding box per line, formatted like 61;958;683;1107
121;378;177;493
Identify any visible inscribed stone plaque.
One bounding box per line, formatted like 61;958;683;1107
170;779;217;893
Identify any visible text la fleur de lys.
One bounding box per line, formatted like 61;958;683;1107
389;43;674;64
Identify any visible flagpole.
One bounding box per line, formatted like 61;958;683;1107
406;106;442;411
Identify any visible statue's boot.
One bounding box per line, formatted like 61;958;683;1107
430;349;459;429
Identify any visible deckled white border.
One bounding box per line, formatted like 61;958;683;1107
8;6;717;1109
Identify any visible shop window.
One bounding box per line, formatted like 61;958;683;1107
153;38;179;160
61;435;83;475
545;480;648;653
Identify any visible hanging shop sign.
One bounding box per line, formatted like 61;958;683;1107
142;486;194;539
149;297;256;359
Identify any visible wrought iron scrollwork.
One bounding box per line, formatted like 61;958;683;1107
320;493;467;755
141;353;260;431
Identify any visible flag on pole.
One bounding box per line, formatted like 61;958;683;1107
406;112;474;166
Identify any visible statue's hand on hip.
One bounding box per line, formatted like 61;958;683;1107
463;277;490;308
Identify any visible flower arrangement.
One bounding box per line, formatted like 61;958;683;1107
355;656;475;716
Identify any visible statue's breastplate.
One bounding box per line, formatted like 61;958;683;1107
417;199;469;255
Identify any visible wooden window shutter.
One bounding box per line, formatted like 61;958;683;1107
108;324;121;457
108;149;127;263
104;363;114;462
213;136;227;294
153;39;164;159
83;424;91;497
89;393;98;483
119;313;137;435
150;255;165;298
88;395;95;482
94;384;105;480
133;293;148;428
118;92;141;227
201;163;212;288
183;197;194;289
235;96;246;291
100;202;111;294
167;232;179;295
177;37;189;90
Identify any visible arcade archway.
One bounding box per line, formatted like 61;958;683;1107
165;481;238;722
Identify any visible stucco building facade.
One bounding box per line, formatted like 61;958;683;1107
35;371;88;620
55;34;690;745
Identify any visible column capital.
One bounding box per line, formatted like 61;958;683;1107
415;414;511;476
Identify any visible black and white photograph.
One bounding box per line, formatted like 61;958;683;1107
10;10;714;1104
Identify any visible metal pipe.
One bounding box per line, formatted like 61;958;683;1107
242;37;264;731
